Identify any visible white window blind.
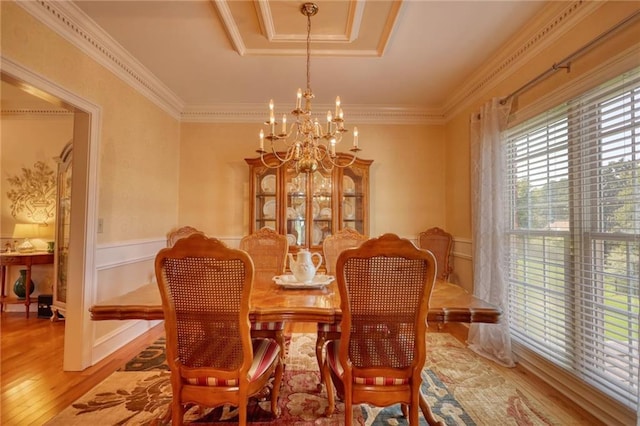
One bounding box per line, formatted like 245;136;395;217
504;67;640;410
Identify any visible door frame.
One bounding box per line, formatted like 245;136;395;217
1;56;101;371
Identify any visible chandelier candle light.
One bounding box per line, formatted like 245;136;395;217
257;2;360;174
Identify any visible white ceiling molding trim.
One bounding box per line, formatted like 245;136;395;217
0;109;74;117
217;0;401;57
240;47;388;57
181;104;445;125
256;0;363;43
213;0;247;56
16;0;184;120
442;0;600;121
374;0;404;57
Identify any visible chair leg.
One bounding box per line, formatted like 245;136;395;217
419;391;445;426
409;402;420;425
315;331;326;391
238;400;247;426
171;400;184;426
401;403;408;417
344;393;353;426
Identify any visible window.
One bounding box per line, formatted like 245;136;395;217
504;68;640;410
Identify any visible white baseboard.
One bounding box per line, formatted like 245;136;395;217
92;319;162;365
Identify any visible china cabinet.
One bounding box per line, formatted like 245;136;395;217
245;153;372;253
51;142;72;320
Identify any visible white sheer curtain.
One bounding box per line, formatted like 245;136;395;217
467;97;515;367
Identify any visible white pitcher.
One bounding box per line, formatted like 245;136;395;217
287;249;323;283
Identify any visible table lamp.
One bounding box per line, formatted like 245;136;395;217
12;223;39;253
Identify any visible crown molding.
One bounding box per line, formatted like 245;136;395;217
181;104;445;125
442;0;601;121
0;109;74;117
15;0;602;125
16;0;184;120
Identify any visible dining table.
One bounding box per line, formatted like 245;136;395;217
90;272;501;325
90;272;501;426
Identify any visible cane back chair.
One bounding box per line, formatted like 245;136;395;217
155;234;283;425
167;225;206;247
317;228;368;390
239;227;289;359
323;233;440;425
418;227;453;281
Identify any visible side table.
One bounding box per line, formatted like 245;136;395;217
1;252;54;318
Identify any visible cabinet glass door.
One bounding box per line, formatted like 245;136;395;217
341;168;364;234
285;168;306;247
311;170;332;246
52;142;72;320
255;169;277;231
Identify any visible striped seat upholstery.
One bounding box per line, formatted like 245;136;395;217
325;340;410;386
186;338;280;387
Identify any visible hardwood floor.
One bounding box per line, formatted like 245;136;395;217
0;312;163;425
1;313;603;425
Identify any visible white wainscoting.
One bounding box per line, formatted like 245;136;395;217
90;236;242;364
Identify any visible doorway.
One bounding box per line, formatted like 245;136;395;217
1;57;100;371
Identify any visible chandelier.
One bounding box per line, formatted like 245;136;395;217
257;2;360;174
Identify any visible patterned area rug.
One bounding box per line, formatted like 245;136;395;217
47;333;575;425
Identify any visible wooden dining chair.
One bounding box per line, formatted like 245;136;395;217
239;227;289;360
418;227;453;281
323;233;442;425
166;225;205;247
155;234;283;425
316;228;368;391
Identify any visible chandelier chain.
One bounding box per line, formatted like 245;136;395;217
306;9;311;92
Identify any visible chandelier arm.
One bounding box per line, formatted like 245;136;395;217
326;151;358;169
270;145;296;164
259;151;288;169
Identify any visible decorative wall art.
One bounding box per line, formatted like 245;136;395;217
6;161;56;225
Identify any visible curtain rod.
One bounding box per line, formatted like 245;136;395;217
501;9;640;105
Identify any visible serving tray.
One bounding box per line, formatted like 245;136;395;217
273;274;335;289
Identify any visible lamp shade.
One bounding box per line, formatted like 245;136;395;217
12;223;39;253
12;223;39;239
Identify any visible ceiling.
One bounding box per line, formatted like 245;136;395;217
2;0;549;119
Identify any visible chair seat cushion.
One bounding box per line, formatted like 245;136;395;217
317;322;341;333
185;338;279;387
251;321;284;331
326;341;410;386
